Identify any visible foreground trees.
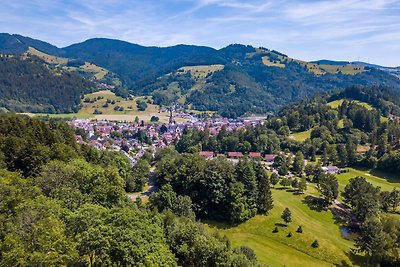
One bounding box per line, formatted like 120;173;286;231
0;114;267;266
154;152;273;223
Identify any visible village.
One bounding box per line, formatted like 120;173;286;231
70;113;345;176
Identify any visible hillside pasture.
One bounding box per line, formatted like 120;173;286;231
27;47;68;65
179;64;224;79
319;64;365;75
26;90;188;123
261;56;285;68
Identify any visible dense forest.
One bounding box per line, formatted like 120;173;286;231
0;55;96;113
0;114;264;266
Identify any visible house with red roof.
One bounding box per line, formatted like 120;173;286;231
264;154;277;163
227;152;243;159
248;152;262;160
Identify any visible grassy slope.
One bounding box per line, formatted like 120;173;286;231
27;90;188;123
337;167;400;194
27;47;109;81
327;99;388;122
289;129;313;141
261;56;285;68
205;168;399;267
206;187;356;267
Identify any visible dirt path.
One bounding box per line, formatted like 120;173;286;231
127;168;158;199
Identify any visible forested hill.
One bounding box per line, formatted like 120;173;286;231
0;55;96;113
1;33;400;116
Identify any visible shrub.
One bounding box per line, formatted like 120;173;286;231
296;226;303;233
312;240;319;248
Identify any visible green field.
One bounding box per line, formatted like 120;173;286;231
205;187;356;267
327;99;374;110
289;128;312;141
205;167;399;267
327;99;388;122
337;167;400;193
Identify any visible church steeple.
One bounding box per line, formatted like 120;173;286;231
169;107;174;125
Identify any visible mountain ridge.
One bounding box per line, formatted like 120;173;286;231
1;33;399;116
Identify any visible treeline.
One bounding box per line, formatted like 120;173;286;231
329;85;400;116
0;56;96;113
0;114;264;266
152;149;273;223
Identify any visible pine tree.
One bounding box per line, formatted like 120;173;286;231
254;163;273;214
281;208;292;224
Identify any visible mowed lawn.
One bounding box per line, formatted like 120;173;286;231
337;167;400;194
205;167;399;267
205;187;357;267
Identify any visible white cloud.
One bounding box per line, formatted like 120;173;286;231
0;0;399;66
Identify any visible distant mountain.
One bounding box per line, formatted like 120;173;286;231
0;33;399;116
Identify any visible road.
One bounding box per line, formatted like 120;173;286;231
127;168;158;199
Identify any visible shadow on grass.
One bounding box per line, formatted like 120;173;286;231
302;195;328;212
274;223;288;227
332;249;367;267
369;169;400;184
202;219;241;230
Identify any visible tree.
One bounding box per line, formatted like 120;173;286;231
355;217;384;263
281;207;292;224
254;164;273;214
317;173;339;206
298;177;307;193
343;177;381;222
292;151;305;175
270;172;280;187
1;196;77;267
280;177;291;189
389;189;400;212
311;240;319;248
136;100;148;111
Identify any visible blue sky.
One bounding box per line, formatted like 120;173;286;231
1;0;399;66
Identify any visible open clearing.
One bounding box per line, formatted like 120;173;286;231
261;56;285;68
179;64;224;79
27;47;69;65
26;90;188;124
289;129;312;141
327;99;374;110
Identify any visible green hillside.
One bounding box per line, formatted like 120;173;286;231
0;55;96;113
